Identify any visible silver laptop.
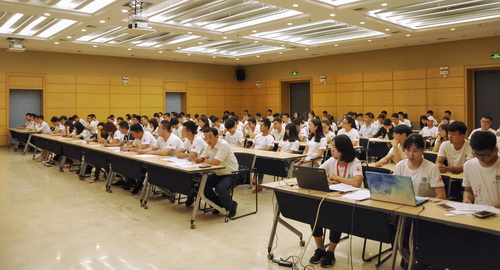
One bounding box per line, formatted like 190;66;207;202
365;171;428;206
294;167;332;192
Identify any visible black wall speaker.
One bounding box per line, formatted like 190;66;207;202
236;69;245;81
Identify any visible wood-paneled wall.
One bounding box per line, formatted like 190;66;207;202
0;73;6;145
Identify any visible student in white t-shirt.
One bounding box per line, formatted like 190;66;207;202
104;121;128;147
17;113;34;129
427;110;438;126
223;118;245;147
391;113;403;127
419;118;438;139
468;114;497;140
298;119;327;167
309;134;363;267
398;112;412;127
251;118;275;193
394;134;446;199
322;119;335;143
212;116;225;135
33;115;51;134
120;123;157;152
177;120;207;160
432;123;449;152
337;116;359;146
197;116;211;137
375;125;412;167
463;131;500;208
49;116;66;135
277;123;300;153
70;121;91;140
141;115;153;133
444;110;455;123
170;117;183;139
271;118;285;141
436;121;472;173
244;117;261;139
86;114;99;134
138;120;183;156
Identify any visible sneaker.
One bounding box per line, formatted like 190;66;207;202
122;182;131;190
131;186;141;195
252;187;263;194
185;196;194;206
228;201;238;218
212;209;220;215
320;251;335;268
112;180;125;186
309;249;326;264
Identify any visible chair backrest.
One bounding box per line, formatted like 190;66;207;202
359;138;369;148
423;152;437;163
441;175;451;200
234;152;256;170
361;165;392;188
367;141;390;161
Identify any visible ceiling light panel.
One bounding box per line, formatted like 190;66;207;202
149;0;302;32
75;26;201;48
0;12;76;38
304;0;361;7
177;40;286;57
1;0;117;14
368;0;500;29
249;20;384;46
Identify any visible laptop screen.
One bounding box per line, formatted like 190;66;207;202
365;171;421;206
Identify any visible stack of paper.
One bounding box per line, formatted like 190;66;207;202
161;157;189;163
329;183;360;193
134;154;156;158
341;190;371;201
447;202;500;215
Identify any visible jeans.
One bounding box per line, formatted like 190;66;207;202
203;174;234;211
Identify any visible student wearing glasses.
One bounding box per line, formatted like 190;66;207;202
337;116;359;146
432;123;449;152
463;131;499;208
375;125;412;167
468;114;497;140
309;135;363;268
436;121;472;173
394;134;446;199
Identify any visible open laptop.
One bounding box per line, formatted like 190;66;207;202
294;167;332;192
365;171;428;206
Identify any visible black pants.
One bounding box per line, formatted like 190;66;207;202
203;174;234;211
311;225;342;244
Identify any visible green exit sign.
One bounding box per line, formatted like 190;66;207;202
291;71;298;76
491;53;500;59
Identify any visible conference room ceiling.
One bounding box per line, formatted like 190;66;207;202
1;0;500;65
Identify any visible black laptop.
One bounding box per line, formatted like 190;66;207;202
294;166;332;192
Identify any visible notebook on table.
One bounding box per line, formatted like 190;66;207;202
365;171;428;206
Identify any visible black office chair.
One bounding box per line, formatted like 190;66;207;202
361;165;392;188
423;152;437;163
367;141;390;163
358;138;369;161
229;152;257;220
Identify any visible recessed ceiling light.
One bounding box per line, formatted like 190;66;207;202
279;52;283;54
256;55;260;57
450;28;456;31
406;34;411;36
385;28;390;31
287;23;293;26
188;32;192;34
281;45;285;47
329;13;335;17
66;35;72;39
121;9;128;13
252;30;257;33
198;42;203;44
187;54;191;56
236;58;239;60
99;20;106;23
92;45;97;47
212;56;216;58
127;48;132;50
54;41;59;44
223;36;228;39
360;21;365;25
177;46;182;49
381;3;388;6
254;41;259;43
305;48;309;50
81;29;87;32
292;4;299;7
334;44;339;46
159;51;163;53
368;40;372;42
44;13;51;16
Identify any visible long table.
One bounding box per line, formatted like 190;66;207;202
31;134;225;229
8;128;39;154
232;147;305;178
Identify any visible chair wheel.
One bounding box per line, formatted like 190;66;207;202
225;217;229;223
267;253;274;260
144;205;148;209
299;240;305;246
190;224;196;229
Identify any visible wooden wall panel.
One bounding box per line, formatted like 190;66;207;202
0;92;5;108
46;74;75;84
110;77;140;86
336;82;363;92
141;78;163;87
363;71;393;82
76;108;110;120
427;66;464;78
46;93;75;108
188;88;207;96
77;85;109;94
45;108;75;118
337;91;362;106
363;81;393;91
109;85;139;94
337;106;363;116
141;95;163;108
364;90;393;106
46;84;76;93
9;75;44;89
336;74;362;83
77;93;110;108
393;79;426;90
427;77;464;88
188;95;207;108
141;86;162;95
208;88;225;96
427;88;464;106
313;92;335;107
165;81;187;91
207;95;225;105
393;69;426;80
266;95;280;107
76;76;109;85
394;89;427;106
188;80;207;88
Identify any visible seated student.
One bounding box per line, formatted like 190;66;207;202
373;119;394;140
86;114;99;134
436;121;472;173
463;131;500;207
295;117;308;142
62;120;74;137
418;115;428;130
337;116;359;146
394;134;446;199
277;123;300;153
398;111;412;126
103;121;126;146
223;118;245;147
59;115;67;126
322;119;335;143
297;119;327;167
359;112;378;138
72;115;87;128
345;112;359;130
271;118;285;141
375;125;412;167
468;114;497;140
140;115;152;133
309;134;363;267
195;127;239;217
18;113;35;129
116;116;124;125
439;116;450;127
432;123;449;152
444;110;455;123
33;115;52;134
149;118;159;138
170;117;183;139
243;117;261;139
427;110;439;126
177;120;207;160
356;113;365;128
391;113;403;127
212;116;225;135
326;115;338;132
197;115;211;137
373;113;385;128
266;109;273;121
419;117;438;139
120;123;157;152
281;113;291;126
163;112;171;122
70;121;91;140
138;120;183;156
250;118;275;192
50;116;65;135
86;122;107;143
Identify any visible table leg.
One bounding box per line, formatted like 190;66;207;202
24;134;33;155
79;162;88;180
190;172;227;229
286;158;299;179
105;168;114;193
140;175;151;209
389;215;405;270
267;202;281;260
59;156;67;172
408;220;415;270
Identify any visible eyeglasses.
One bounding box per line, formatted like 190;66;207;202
472;150;492;159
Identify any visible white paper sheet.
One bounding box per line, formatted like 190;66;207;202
173;163;201;168
160;157;189;163
341;190;370;201
329;183;360;193
447;202;500;214
106;147;120;150
134;154;156;158
86;144;102;147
